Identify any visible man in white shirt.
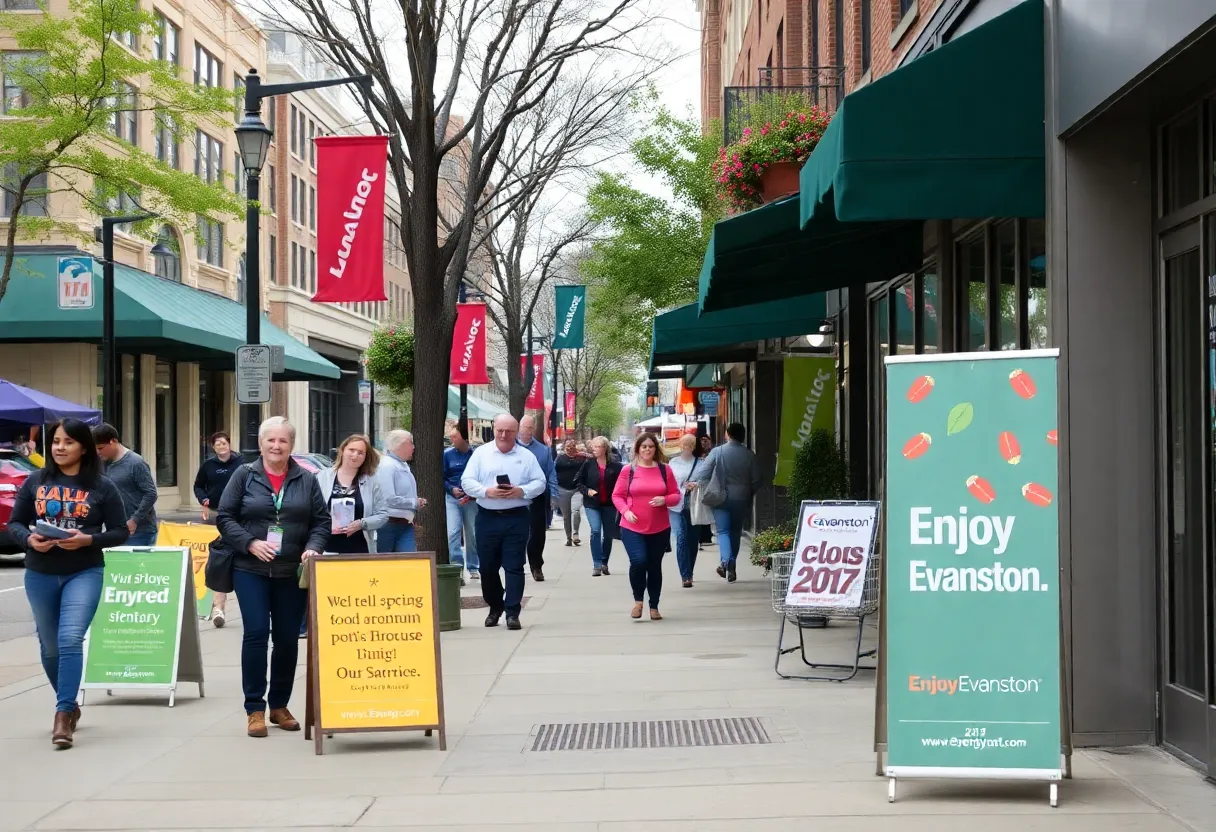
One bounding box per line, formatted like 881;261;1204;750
461;414;546;630
377;430;427;553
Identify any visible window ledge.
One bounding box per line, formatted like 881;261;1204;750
196;261;229;282
890;1;919;50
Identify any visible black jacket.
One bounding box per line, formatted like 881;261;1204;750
193;453;244;507
575;457;623;500
554;454;585;490
217;458;330;579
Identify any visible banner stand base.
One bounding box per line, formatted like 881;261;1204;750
885;768;1062;808
774;613;877;682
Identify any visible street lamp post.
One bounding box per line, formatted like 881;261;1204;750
96;214;169;427
234;68;372;454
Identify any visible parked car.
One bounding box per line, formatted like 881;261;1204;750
0;449;38;562
290;453;333;473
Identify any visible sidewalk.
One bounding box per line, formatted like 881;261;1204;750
1;526;1214;830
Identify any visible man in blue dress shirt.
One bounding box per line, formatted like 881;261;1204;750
462;414;547;630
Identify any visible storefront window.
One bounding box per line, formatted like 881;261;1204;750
959;233;987;350
155;361;176;485
121;356;140;455
922;269;940;354
1163;108;1201;213
996;221;1017;349
870;292;889;498
1027;219;1048;348
894;281;915;354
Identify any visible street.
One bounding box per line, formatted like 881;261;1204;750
0;562;31;644
1;527;1214;831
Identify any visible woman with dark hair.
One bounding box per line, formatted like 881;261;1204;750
612;433;680;620
192;431;243;628
576;436;622;576
6;418;129;748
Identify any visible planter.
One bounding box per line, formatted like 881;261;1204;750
759;161;801;204
436;563;463;631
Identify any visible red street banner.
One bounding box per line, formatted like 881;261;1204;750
564;391;576;431
449;303;489;384
313;135;389;303
521;355;545;410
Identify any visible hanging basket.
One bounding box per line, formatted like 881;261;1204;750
759;161;802;204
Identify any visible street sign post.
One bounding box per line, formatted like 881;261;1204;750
358;380;372;405
236;344;272;404
698;391;720;417
57;255;94;310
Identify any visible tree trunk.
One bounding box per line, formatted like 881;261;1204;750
0;179;31;308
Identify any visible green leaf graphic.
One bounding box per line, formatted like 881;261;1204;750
946;403;974;435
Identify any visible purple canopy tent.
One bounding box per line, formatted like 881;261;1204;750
0;379;101;428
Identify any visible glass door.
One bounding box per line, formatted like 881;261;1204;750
1159;222;1215;772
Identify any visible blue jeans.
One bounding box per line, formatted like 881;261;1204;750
669;508;698;580
232;568;307;714
445;495;480;571
583;504;616;568
475;507;530;616
377;521;416;554
126;530;156;546
620;528;668;609
713;499;749;568
25;567;105;713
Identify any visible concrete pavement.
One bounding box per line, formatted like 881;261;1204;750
0;526;1214;831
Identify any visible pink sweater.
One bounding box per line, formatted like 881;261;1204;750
613;463;681;535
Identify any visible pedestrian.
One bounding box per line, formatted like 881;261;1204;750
461;414;547;631
443;427;479;585
555;440;585;547
516;415;557;582
668;433;703;588
215;416;328;738
91;424;158;546
376;430;427;553
696;434;715;548
310;434;388;638
612;433;680;621
192;432;243;627
692;422;766;583
6;418;129;748
577;435;621;576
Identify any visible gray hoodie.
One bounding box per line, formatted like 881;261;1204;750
104;449;159;537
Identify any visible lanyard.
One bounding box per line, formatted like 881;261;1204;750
271;479;285;523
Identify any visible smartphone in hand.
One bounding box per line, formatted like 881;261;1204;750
496;474;512;487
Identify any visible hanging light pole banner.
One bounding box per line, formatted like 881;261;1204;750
775;356;837;486
81;547;206;706
521;355;545;409
883;349;1062;795
564;390;576;431
449;302;489;385
312;135;389;303
551;285;586;349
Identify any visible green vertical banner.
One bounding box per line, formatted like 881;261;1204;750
884;350;1061;783
775;356;836;486
82;549;188;689
552;285;586;349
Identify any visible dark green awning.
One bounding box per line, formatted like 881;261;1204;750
0;253;339;380
696;197;922;314
800;0;1044;227
650;292;828;372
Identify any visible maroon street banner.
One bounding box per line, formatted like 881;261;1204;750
521;355;545;410
313;135;389;303
450;303;489;385
564;391;576;431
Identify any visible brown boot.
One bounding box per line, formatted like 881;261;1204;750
650;608;663;621
70;705;81;731
269;708;300;731
52;711;73;748
631;602;643;619
247;711;268;738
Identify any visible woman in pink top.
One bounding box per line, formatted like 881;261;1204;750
612;434;681;620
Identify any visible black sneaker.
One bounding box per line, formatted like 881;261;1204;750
531;568;545;582
716;565;726;579
506;615;522;631
485;610;502;627
727;568;737;583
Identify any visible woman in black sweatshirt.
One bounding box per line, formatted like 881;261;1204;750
7;418;129;749
192;431;242;627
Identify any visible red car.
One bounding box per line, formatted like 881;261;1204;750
0;449;38;562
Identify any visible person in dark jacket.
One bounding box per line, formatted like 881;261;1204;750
216;416;328;738
576;436;623;576
7;418;129;748
554;440;585;546
192;432;242;627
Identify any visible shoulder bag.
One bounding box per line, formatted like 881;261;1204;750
699;454;727;509
204;463;255;594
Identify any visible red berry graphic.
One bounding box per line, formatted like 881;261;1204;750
902;433;932;460
966;475;996;504
998;431;1021;465
1022;483;1053;507
907;375;934;404
1009;369;1037;399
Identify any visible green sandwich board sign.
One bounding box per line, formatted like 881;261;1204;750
81;548;205;706
883;350;1062;804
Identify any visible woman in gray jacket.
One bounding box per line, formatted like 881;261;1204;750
313;434;389;554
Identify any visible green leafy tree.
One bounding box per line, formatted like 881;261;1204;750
581;108;725;360
584;392;624;437
0;0;244;307
788;428;848;505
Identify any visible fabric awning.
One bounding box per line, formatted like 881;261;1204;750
696;196;923;314
800;0;1044;227
447;387;500;421
0;252;339;380
650;292;828;372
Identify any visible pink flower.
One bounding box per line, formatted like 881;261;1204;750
753;164;762;172
761;125;770;136
780;120;788;128
798;113;807;123
742;128;752;138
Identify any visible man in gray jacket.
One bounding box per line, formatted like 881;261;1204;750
92;423;159;546
692;422;766;583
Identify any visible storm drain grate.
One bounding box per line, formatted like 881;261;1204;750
528;718;772;751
